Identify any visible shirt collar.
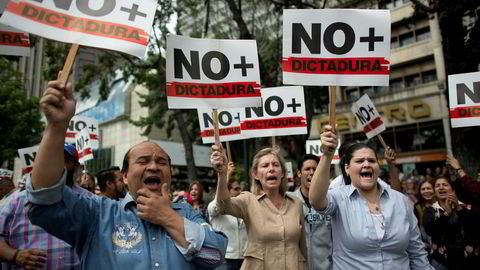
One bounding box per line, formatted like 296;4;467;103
347;181;390;199
121;192;183;210
255;191;295;201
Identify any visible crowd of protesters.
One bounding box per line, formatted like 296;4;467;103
1;77;480;269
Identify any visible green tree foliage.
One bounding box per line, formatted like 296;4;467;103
0;58;43;169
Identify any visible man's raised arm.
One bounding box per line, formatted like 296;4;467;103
32;73;76;189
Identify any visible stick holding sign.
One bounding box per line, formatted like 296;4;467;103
226;142;232;162
329;86;337;132
212;109;221;147
377;134;388;149
59;44;79;85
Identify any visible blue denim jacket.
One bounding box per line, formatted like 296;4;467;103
26;170;227;270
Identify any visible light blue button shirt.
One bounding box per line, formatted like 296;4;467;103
26;170;227;270
315;183;434;270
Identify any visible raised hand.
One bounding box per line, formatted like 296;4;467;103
384;146;396;164
39;71;76;128
14;249;47;270
446;155;461;170
320;125;338;155
211;144;228;174
136;184;173;226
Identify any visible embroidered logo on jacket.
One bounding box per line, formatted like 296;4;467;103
112;223;143;249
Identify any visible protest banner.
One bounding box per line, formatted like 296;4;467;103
0;23;30;56
17;145;39;174
75;127;94;164
240;86;307;138
351;94;386;142
282;9;391;86
448;71;480;128
0;0;157;58
166;34;262;109
306;139;341;164
65;115;99;149
0;169;13;181
198;108;244;144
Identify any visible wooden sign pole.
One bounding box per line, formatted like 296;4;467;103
59;44;80;85
226;141;232;162
377;134;388;149
212;109;221;147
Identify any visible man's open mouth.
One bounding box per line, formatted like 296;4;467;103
144;176;161;190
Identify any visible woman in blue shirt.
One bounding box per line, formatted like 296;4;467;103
309;125;434;270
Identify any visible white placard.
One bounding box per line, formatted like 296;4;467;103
65;115;99;149
285;161;294;180
197;108;245;144
0;0;157;58
75;127;94;164
305;139;340;164
0;169;13;181
351;94;385;139
240;86;307;138
283;9;390;86
17;145;39;173
166;34;262;109
0;23;30;56
448;71;480;128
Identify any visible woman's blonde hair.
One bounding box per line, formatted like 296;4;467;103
250;147;287;196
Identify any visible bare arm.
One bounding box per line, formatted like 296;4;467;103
32;73;76;189
211;145;229;204
385;146;401;192
309;125;337;210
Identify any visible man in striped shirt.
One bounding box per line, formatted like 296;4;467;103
0;144;93;269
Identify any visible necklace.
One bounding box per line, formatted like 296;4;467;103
370;210;385;229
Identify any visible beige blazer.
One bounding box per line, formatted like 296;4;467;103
218;192;307;270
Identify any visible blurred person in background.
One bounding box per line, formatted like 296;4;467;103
208;162;247;270
79;172;96;193
96;166;127;200
189;181;209;221
414;179;435;253
424;176;479;269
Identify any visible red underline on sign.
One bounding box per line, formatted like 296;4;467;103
240;117;307;130
200;126;241;137
78;148;93;159
449;106;480;119
65;132;98;140
363;117;384;133
282;57;390;75
0;31;30;47
167;82;261;98
7;1;148;45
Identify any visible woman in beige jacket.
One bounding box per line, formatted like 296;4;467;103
211;145;307;270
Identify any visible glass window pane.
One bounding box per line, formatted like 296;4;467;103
399;32;415;47
422;70;438;83
395;124;419;152
418;121;445;150
405;73;422;88
391;37;399;49
346;89;360;102
416;27;431;41
390;78;404;91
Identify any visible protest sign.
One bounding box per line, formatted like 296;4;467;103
0;23;30;56
285;161;294;187
283;9;390;86
448;71;480;128
198;108;244;144
306;139;340;164
75;127;94;164
240;86;307;138
0;0;157;58
351;94;385;139
17;145;39;174
65;115;99;149
0;169;13;181
166;34;262;109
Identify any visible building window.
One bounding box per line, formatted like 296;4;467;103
422;70;438;83
392;26;431;49
379;0;410;10
404;73;422;88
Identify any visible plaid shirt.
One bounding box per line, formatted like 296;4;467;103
0;185;93;270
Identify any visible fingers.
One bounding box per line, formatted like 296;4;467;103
30;249;47;257
136;188;154;199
